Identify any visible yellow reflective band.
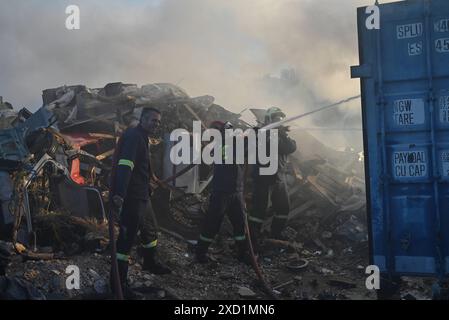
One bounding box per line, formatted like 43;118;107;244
142;240;158;249
274;215;289;220
248;216;264;224
116;253;130;262
118;159;134;170
200;235;214;243
222;145;229;161
234;235;246;241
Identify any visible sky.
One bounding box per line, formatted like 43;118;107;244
0;0;400;149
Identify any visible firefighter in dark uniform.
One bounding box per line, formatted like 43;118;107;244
248;107;297;250
110;107;171;296
195;121;250;264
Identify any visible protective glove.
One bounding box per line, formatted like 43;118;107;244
111;195;124;212
278;126;290;137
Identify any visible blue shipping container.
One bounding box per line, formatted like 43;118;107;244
352;0;449;278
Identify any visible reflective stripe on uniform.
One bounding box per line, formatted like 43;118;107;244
200;235;214;243
116;253;130;262
118;159;134;170
142;240;158;249
248;216;264;224
222;145;229;161
234;235;246;241
273;215;289;220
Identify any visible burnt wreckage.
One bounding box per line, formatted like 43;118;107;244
0;82;366;244
0;83;250;246
0;83;367;285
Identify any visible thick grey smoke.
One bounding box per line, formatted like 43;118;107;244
0;0;395;149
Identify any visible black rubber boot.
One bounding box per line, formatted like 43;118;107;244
194;240;210;264
271;218;288;240
142;247;172;275
235;240;252;265
270;230;289;241
248;223;262;255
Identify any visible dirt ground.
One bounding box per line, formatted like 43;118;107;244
4;230;434;300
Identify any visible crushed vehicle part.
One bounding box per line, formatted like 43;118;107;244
50;174;106;221
0;276;46;300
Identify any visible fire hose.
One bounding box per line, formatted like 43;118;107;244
243;215;279;300
239;96;361;298
161;163;198;185
159;164;278;299
242;163;278;300
146;96;361;298
260;95;361;131
108;205;124;300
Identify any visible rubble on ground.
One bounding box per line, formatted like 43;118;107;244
0;82;432;300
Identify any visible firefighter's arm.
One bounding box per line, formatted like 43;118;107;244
148;148;162;188
150;173;163;190
151;174;160;183
113;132;139;198
278;127;297;155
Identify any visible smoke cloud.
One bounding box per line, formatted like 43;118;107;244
0;0;398;150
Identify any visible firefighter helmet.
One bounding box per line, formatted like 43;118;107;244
265;107;286;123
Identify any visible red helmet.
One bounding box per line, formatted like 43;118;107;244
209;120;225;130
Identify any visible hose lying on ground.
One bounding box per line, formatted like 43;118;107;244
243;218;279;300
108;207;124;300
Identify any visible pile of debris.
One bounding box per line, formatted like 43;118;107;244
0;83;236;243
0;82;379;300
43;82;244;134
285;129;367;251
0;96;18;130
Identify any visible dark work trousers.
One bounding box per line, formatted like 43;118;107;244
198;192;247;252
249;175;291;237
116;197;158;262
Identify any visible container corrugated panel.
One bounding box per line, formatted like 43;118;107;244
352;0;449;277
